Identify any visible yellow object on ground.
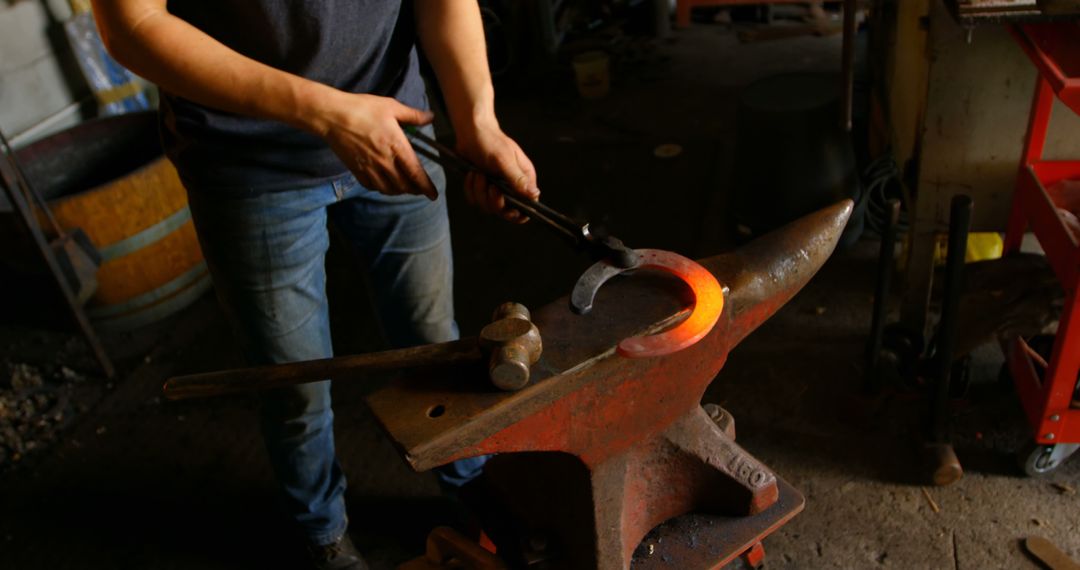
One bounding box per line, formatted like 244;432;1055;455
897;232;1004;272
932;232;1004;265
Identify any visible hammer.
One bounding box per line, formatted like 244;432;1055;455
163;302;542;400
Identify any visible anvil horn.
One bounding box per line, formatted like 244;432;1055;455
708;199;854;347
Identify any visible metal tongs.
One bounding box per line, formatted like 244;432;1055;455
404;126;639;269
405;128;726;355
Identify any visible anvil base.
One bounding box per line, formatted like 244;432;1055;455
461;468;803;569
630;477;804;569
466;439;800;570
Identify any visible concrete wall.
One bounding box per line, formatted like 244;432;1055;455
896;1;1080;333
917;0;1080;233
0;0;94;147
876;0;931;179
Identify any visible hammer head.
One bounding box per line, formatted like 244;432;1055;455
479;302;542;391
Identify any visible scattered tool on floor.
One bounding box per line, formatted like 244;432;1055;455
1024;536;1080;570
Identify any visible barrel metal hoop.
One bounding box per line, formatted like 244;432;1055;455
98;205;192;262
92;271;212;332
87;261;208;319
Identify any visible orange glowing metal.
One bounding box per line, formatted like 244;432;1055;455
571;248;725;359
615;249;724;358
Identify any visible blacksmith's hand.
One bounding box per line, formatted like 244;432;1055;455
318;92;439;200
457;122;539;224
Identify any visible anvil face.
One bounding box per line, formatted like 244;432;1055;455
367;202;853;569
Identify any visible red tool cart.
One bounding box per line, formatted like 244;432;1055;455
1004;23;1080;476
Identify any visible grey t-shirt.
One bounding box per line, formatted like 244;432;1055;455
160;1;427;192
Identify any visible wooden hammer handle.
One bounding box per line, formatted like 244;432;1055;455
163;339;482;400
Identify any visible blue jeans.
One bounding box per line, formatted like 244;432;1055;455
186;153;486;546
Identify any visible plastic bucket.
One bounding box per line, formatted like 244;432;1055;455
572;51;611;100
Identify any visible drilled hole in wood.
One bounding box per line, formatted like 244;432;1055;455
427;404;446;419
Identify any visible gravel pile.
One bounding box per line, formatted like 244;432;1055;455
0;362;85;468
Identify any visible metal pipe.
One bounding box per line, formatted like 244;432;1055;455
930;194;973;442
864;198;900;395
840;0;857;131
5;98;91;149
0;154;114;378
0;128;63;235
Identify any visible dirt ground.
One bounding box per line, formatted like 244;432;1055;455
2;21;1078;570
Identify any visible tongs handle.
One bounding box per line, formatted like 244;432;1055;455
404;126;584;243
404;126;639;269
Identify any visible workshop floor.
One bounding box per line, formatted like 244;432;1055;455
2;23;1078;570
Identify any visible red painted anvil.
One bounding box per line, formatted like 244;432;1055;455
367;201;853;569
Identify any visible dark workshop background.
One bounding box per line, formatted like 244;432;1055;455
2;1;1079;569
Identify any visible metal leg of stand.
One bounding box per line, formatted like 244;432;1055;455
0;157;114;378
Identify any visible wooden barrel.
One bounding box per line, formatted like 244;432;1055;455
10;112;210;331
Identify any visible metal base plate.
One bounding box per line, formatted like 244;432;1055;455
630;477;804;569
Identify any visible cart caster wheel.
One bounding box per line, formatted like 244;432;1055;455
1018;442;1079;477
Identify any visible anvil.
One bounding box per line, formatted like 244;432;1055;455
367;201;853;569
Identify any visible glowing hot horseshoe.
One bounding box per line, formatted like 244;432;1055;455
570;249;725;358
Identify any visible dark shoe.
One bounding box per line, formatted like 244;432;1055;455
307;533;369;570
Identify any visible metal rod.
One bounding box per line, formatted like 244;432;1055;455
6;99;90;148
864;198;900;395
840;0;857;132
930;194;973;442
0;155;114;378
0;128;63;236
